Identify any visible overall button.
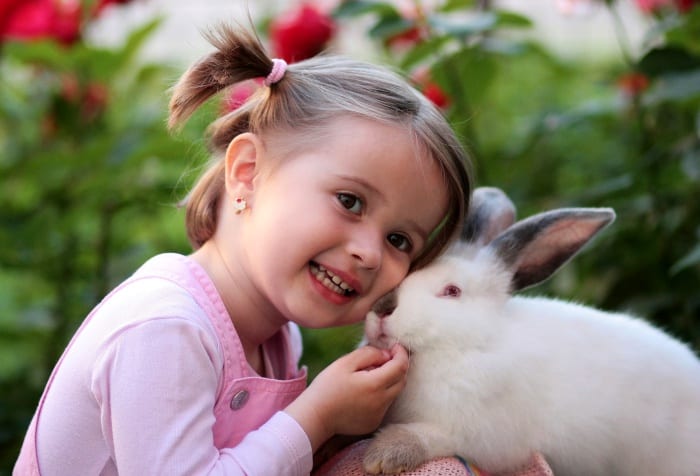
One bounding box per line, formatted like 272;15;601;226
230;390;250;410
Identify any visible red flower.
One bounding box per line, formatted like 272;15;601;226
617;72;650;97
221;80;261;114
676;0;699;11
1;0;82;45
385;25;423;50
93;0;136;18
82;81;108;121
58;73;110;122
411;67;450;109
0;0;24;22
634;0;698;12
269;3;336;63
421;82;450;109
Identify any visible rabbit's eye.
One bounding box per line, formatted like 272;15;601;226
439;284;461;298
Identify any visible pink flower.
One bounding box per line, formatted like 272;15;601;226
269;3;336;63
1;0;82;45
221;80;261;114
555;0;595;16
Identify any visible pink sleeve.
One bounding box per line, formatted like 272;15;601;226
90;318;313;476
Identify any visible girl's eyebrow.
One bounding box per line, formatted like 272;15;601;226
336;174;430;242
336;174;385;204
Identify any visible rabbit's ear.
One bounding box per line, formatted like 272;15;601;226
489;208;616;292
462;187;517;246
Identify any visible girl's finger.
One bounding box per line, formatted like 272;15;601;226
344;345;392;371
367;346;409;388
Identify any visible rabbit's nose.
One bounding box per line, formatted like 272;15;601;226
372;290;397;318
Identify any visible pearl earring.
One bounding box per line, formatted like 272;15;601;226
234;197;247;214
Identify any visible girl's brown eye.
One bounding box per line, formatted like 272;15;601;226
387;233;412;253
337;192;363;214
440;284;461;298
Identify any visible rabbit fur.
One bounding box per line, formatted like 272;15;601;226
362;187;700;476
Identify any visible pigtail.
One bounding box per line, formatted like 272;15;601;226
168;23;272;130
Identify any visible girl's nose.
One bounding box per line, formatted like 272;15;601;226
349;230;383;270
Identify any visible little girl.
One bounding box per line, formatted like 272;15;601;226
14;23;472;475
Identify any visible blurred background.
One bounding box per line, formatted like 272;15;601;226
1;0;699;472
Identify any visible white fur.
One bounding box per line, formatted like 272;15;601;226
364;207;700;476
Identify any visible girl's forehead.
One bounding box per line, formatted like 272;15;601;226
262;115;447;206
261;115;407;153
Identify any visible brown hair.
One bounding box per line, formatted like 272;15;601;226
169;23;473;269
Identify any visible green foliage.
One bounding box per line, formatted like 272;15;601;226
0;19;200;471
1;2;699;473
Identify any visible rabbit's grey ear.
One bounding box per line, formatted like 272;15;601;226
489;208;616;292
462;187;517;246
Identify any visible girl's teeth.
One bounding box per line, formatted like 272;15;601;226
312;263;355;296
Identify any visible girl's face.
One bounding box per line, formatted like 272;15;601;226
240;116;449;329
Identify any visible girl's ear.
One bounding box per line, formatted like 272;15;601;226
224;132;264;198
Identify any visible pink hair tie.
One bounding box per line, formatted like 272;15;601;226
264;58;287;86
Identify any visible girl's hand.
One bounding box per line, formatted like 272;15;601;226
285;344;409;452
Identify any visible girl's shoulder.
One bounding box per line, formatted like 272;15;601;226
87;253;221;341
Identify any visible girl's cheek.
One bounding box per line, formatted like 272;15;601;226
382;262;411;293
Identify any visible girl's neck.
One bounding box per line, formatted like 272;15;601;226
190;240;285;372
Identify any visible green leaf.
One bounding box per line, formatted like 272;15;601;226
495;10;533;28
638;46;700;77
123;18;163;61
399;35;452;69
432;46;499;110
368;17;415;40
425;10;528;39
644;68;700;104
671;242;700;274
439;0;477;12
665;6;700;55
428;11;496;37
2;40;74;70
332;0;399;19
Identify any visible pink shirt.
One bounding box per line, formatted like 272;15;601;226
14;253;312;475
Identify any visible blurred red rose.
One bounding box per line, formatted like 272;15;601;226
93;0;135;17
82;81;109;121
384;3;428;51
0;0;23;23
58;73;109;120
385;25;423;50
676;0;699;11
634;0;698;12
221;80;261;114
1;0;82;45
421;82;450;109
617;72;649;97
411;66;450;109
269;3;336;63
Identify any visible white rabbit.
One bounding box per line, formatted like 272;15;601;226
362;187;700;476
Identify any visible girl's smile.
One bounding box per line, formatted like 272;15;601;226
226;115;450;331
309;261;359;298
